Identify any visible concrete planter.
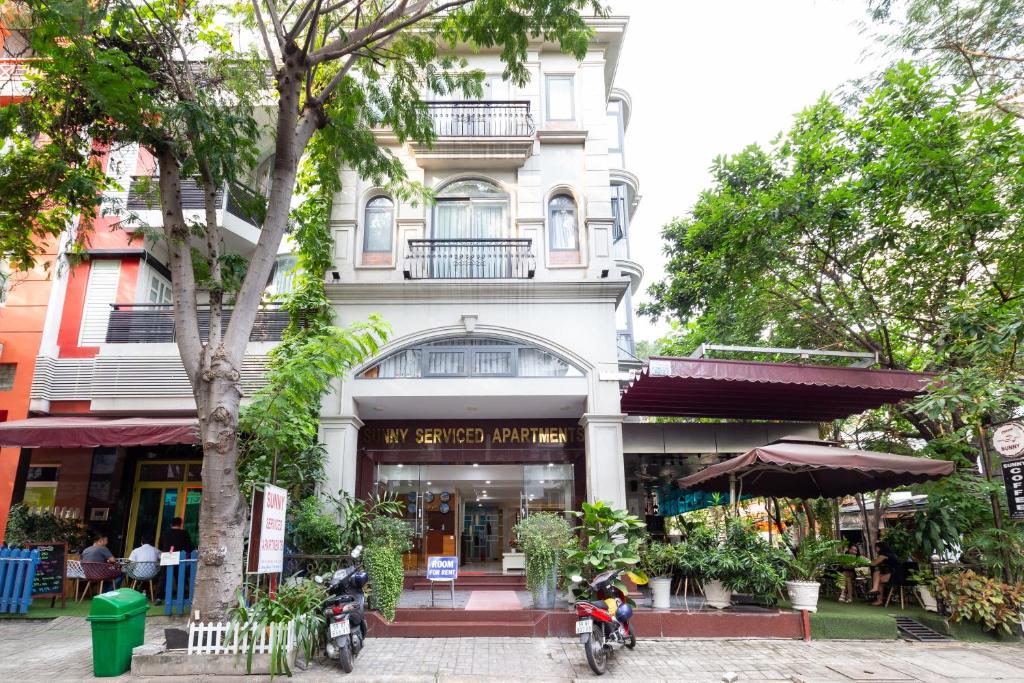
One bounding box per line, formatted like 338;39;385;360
785;580;821;612
649;577;672;610
703;579;732;609
533;564;559;609
132;645;298;677
917;585;939;612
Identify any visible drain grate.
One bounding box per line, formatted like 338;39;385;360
895;616;953;641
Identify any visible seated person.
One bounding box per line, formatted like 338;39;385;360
837;542;863;603
868;541;901;606
81;533;123;589
128;536;161;564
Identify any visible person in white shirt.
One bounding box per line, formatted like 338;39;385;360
128;536;161;564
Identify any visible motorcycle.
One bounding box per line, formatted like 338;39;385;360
571;568;636;675
315;545;369;674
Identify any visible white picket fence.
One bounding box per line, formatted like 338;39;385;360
186;620;296;655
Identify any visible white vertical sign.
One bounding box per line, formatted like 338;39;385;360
257;484;287;574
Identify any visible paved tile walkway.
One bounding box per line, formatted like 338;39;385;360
2;617;1024;682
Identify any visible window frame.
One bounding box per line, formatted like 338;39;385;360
611;183;628;243
359;338;582;379
547;193;579;252
0;363;16;391
363;195;395;254
544;74;575;122
432;179;510;239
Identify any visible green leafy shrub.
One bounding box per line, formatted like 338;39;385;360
364;514;411;622
638;541;676;579
564;501;648;599
513;512;574;601
783;536;845;582
229;579;328;676
935;570;1024;635
4;504;89;552
337;490;404;551
290;496;345;556
703;518;787;602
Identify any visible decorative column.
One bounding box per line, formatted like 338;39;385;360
320;415;363;497
579;413;627;508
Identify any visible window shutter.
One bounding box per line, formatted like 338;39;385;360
79;260;121;345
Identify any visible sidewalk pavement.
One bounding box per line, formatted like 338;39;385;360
2;616;1023;682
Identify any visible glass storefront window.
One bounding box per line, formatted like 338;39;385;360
138;462;185;482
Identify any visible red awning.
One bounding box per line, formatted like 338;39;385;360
0;416;200;448
620;357;935;422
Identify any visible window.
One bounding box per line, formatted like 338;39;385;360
79;260;121;345
147;271;172;304
607;100;625;168
611;183;628;242
23;466;59;508
359;337;583;379
254;154;275;197
548;194;579;251
364;196;394;253
0;364;15;391
0;261;9;305
433;179;509;239
267;254;299;296
545;75;574;121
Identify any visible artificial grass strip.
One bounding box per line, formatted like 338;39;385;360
804;598;1017;642
0;598;165;619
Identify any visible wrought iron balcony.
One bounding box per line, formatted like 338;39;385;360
426;101;535;137
126;177;263;228
403;239;535;280
105;304;294;343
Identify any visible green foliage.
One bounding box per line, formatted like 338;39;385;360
637;541;676;579
289;496;345;556
783;536;845;582
879;526;915;560
336;490;405;553
702;518;787;602
513;512;574;599
564;501;648;599
935;570;1024;635
228;580;328;676
4;504;90;552
961;526;1024;584
672;524;718;578
364;516;412;622
911;503;961;560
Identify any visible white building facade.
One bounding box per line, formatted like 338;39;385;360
319;17;642;570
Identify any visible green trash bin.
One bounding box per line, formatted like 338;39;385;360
86;588;150;677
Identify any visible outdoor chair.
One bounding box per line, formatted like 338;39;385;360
66;558;86;601
80;561;123;600
123;560;160;600
883;560;917;610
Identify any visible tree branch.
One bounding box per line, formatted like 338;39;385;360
250;0;280;72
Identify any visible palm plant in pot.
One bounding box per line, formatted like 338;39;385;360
702;518;787;609
513;512;575;609
638;542;676;610
781;535;844;612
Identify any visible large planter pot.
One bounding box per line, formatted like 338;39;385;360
916;585;938;612
649;576;672;610
533;564;559;609
785;580;821;612
703;579;732;609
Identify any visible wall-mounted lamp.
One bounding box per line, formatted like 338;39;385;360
600;269;609;278
331;271;341;281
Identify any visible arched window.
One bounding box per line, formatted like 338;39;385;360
254;154;275;197
267;254;299;296
364;196;394;253
548;194;578;251
359;337;583;379
433;179;509;239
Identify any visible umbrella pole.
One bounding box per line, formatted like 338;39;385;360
729;473;736;510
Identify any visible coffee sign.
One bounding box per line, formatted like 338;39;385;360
1001;459;1024;521
992;422;1024;459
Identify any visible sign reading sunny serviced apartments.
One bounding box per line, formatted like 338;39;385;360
361;421;586;449
992;422;1024;459
247;484;288;574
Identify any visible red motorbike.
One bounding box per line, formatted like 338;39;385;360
572;568;636;675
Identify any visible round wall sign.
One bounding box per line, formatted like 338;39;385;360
439;502;450;514
424;491;435;503
440;492;450;502
993;422;1024;459
407;502;417;513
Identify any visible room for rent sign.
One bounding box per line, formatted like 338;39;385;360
247;484;288;574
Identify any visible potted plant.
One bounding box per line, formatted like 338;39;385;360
564;501;649;603
514;512;575;609
782;536;844;612
702;518;786;609
909;567;939;612
638;542;676;610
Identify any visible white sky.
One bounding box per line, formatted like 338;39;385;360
613;0;879;343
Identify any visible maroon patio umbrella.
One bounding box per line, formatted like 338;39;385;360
677;441;955;500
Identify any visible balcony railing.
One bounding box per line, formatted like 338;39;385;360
404;239;535;280
426;101;535;137
0;59;34;96
127;177;263;227
105;304;294;343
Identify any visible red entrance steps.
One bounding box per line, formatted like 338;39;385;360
365;606;804;638
405;574;526;591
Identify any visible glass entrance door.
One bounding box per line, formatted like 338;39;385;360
126;460;203;552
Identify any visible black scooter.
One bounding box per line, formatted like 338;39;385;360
315;545;369;673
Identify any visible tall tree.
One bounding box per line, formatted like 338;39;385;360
1;0;602;618
869;0;1024;118
641;63;1024;444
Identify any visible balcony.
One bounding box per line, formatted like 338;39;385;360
0;59;33;99
403;239;535;280
409;101;536;169
105;304;293;343
125;177;263;249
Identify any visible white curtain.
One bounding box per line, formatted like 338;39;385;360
374;350;421;378
471;201;506;238
518;348;569;377
549;199;578;250
474;351;512;375
426;351;465;375
365;199;394;252
433;201;471;239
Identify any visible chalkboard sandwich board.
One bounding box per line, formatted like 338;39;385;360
26;542;67;609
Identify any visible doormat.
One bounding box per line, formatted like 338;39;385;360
464;591;521;611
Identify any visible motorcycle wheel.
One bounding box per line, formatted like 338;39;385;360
338;641;354;673
584;623;607;675
624;629;636;649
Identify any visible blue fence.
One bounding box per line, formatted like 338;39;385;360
0;548;40;614
164;550;198;616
